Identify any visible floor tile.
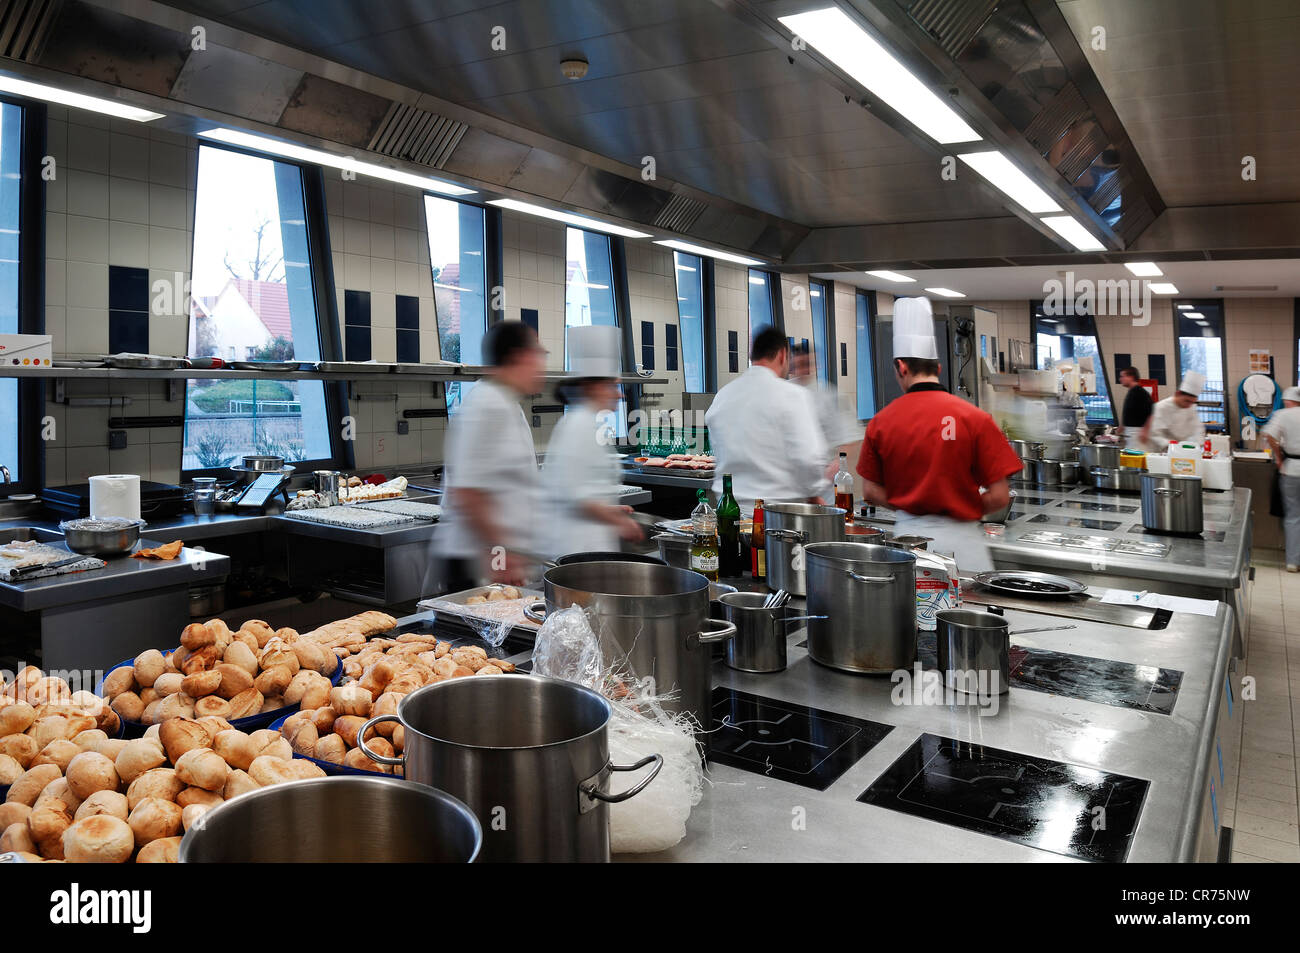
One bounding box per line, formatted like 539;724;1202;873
1231;831;1300;862
1234;812;1300;844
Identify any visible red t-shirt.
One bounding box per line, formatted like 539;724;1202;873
857;385;1023;522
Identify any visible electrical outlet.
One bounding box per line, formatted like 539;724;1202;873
108;430;127;450
396;420;409;435
532;415;541;427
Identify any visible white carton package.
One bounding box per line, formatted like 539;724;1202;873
0;333;52;367
1200;457;1233;490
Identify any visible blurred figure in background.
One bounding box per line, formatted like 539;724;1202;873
791;342;864;504
542;325;642;558
1264;385;1300;572
1117;365;1153;447
1140;371;1206;450
433;321;546;591
706;326;827;510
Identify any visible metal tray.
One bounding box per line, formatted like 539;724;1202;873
315;361;393;373
104;354;191;369
393;361;460;374
971;570;1088;598
229;360;306;372
53;359;105;368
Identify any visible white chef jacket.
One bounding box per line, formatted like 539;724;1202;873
1264;406;1300;477
705;364;829;510
435;379;540;561
541;402;621;558
1144;396;1205;450
802;380;863;501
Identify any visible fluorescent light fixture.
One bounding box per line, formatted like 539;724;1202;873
1124;261;1163;277
1182;311;1204;319
1177;304;1194;310
810;288;821;297
1148;282;1180;295
489;198;649;238
0;74;164;122
866;270;915;283
200;128;473;196
925;287;965;298
749;275;766;285
1039;215;1105;252
958;151;1060;214
779;7;980;144
653;239;762;267
576;283;609;290
675;263;697;272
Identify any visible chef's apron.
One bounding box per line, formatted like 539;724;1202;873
893;512;995;573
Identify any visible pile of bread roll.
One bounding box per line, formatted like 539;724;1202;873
278;634;515;773
99;617;343;726
3;667;325;863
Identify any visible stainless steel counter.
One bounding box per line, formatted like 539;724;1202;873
626;602;1235;863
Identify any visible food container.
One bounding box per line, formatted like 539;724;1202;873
719;591;790;673
1141;473;1203;535
764;503;847;596
57;517;146;556
1120;449;1147;470
1079;444;1121;471
357;674;662;863
1090;466;1143;492
178;777;481;863
524;561;735;748
936;607;1010;695
804;542;917;674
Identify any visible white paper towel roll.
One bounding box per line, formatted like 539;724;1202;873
89;474;141;520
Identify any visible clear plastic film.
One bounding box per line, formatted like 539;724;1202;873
532;606;705;853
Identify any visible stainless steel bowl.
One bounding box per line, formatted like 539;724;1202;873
58;518;146;555
178;776;481;863
241;454;284;471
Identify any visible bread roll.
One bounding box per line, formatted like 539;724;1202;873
95;707;121;737
178;645;221;675
154;692;195;722
226;688;263;719
26;714;70;749
74;790;129;822
179;622;215;651
143;724;161;741
127;797;182;848
181;802;210;831
136;835;181;863
343;746;386;773
308;706;336;734
176;787;223;810
248;754;326;786
36;777;82;815
391;725;404;752
152;672;184;697
29;797;73;858
266;666;300;699
32;739;81;772
110;691;144;724
233;629;260;652
223;641;259;677
291;639;330;675
0;700;36;735
180;669;221;698
329;685;372;717
65;751;120;800
0;734;38;769
314;734;346;764
27;675;71;706
126;768;183;809
240;619;276;647
5;763;61;806
158;718;209;764
86;737;127;761
258;694;284;713
370;693;403;737
62;815;134;864
332;715;366;748
222;769;259;800
114;738;166;784
193;695;232;719
174;747;229;792
299;678;331;712
72;728;108;750
138;686;159;708
0;820;37;854
0;753;23;785
133;649;167;688
285;720;318;756
213;663;254;700
195;715;233;744
213;729;257;771
100;667;136;700
259;645;300;676
0;801;31;830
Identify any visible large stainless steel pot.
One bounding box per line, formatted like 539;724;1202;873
1141;473;1204;535
1009;439;1043;462
653;533;690;569
178;776;481;862
523;561;735;746
554;550;665;567
1057;461;1080;485
1079;444;1121;470
357;675;661;863
804;542;917;674
936;607;1010;695
764;503;846;596
1091;466;1142;492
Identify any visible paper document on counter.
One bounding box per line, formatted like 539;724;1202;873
1099;589;1220;616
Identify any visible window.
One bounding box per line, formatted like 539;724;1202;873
1174;300;1227;431
855;291;877;420
748;269;780;344
809;279;833;386
185;145;334;472
0;102;24;484
672;252;707;392
565;227;629;436
425;195;487;415
1030;304;1117;425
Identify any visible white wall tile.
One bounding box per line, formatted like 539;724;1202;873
66;170;110;218
66;262;108;309
108;221;149;267
148;183;187;229
148;226;189;271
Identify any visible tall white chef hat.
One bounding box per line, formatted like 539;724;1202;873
566;324;622;379
1177;371;1205;397
892;296;939;360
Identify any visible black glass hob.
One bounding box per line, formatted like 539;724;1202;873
1127;525;1225;542
1012;495;1056;506
709;688;893;790
1027;513;1123;531
858;733;1149;862
1055;500;1139;514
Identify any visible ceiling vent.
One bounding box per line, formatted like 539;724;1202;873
904;0;999;58
0;0;62;63
1023;81;1089;155
654;193;707;233
367;101;468;170
1214;284;1279;292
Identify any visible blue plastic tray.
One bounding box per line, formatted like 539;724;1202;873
266;713;391;777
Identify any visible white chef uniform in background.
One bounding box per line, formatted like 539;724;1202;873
1144;371;1207;450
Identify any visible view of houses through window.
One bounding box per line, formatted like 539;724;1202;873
565;227;627;436
425;195;488;414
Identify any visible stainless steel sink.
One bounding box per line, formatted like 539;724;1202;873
0;526;66;544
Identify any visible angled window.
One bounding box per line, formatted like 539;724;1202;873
184;144;335;472
425;195;487;415
809;278;834;386
0;102;24;486
1030;303;1117;426
747;269;780;345
1173;300;1227;432
672;252;707;392
564;227;618;333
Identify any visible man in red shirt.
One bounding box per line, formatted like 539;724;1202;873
857;298;1022;570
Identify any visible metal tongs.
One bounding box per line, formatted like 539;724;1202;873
763;589;791;609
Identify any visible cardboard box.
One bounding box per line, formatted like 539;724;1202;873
0;334;52;367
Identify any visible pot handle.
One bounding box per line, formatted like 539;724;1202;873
696;618;738;643
523;600;547;624
1154;487;1183;497
765;528;806;542
844;569;893;584
579;754;663;811
1090;466;1108;475
355;714;405;767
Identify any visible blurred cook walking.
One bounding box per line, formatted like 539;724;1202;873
1140;371;1206;450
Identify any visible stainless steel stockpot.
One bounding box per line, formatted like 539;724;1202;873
178;776;481;862
936;607;1010;695
1079;444;1122;471
1091;466;1143;492
764;503;847;596
719;591;791;673
1009;440;1043;463
357;674;661;863
1141;473;1204;535
804;542;917;674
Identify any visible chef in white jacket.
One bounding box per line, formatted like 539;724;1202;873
542;324;642;558
1140;371;1206;450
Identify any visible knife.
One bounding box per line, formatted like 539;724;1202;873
8;554;89;578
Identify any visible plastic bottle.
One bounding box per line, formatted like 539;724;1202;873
689;490;719;581
833;453;855;524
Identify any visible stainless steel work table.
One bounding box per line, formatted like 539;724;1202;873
626;604;1235;863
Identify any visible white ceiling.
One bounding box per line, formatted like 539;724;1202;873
814;258;1300;299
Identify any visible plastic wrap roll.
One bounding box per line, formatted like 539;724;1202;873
88;474;141;520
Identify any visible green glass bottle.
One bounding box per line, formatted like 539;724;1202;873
717;473;742;578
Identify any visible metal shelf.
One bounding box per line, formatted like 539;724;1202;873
0;365;667;385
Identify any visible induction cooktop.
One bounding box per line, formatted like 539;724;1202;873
1128;525;1226;542
858;733;1149;862
708;687;893;790
1027;513;1123;531
1055;500;1140;514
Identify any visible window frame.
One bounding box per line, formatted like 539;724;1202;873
855;290;877;422
181;142;351;480
809;278;835;388
1171;297;1229;433
670;251;715;393
747;268;783;344
1029;301;1119;426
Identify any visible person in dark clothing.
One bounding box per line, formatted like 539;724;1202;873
1118;366;1153;442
